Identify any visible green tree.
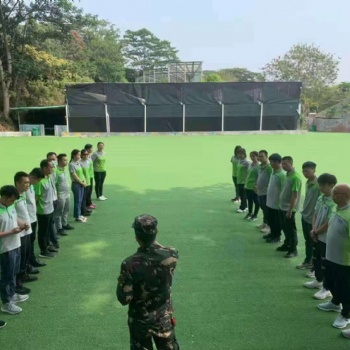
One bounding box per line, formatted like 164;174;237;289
262;43;339;114
204;73;222;82
218;68;264;82
122;28;179;72
0;0;78;122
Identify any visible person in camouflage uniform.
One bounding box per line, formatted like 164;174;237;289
117;214;180;350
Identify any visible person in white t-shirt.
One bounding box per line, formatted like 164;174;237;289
0;185;29;315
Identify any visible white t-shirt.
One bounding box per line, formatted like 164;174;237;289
15;193;32;237
0;203;21;253
25;185;37;223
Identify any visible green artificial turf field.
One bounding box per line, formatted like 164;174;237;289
0;133;349;350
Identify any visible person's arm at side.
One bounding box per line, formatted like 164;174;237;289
287;177;302;218
116;262;134;305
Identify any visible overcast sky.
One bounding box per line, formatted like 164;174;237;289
80;0;350;81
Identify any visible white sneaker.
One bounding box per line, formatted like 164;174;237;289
305;271;315;279
318;301;342;312
256;223;266;229
261;227;271;234
342;328;350;338
304;280;323;289
101;196;107;200
236;208;248;213
1;302;22;314
333;315;350;329
98;196;106;201
79;216;87;222
11;293;29;303
314;288;332;300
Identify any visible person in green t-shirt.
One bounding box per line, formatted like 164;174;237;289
91;142;107;201
297;161;320;270
84;144;96;209
80;149;93;218
230;145;242;203
236;148;250;213
244;151;260;221
69;149;87;223
277;156;303;258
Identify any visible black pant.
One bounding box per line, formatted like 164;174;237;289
81;186;88;215
232;176;239;199
325;260;350;318
258;195;268;225
37;213;53;253
29;221;37;264
129;320;179;350
237;184;247;210
280;210;298;252
94;171;106;198
246;189;260;216
267;207;282;238
313;241;327;283
19;235;31;276
86;178;93;206
301;218;313;264
48;201;58;246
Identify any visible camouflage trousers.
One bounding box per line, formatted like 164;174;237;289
128;318;179;350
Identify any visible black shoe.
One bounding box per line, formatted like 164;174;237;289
15;285;31;295
0;320;6;329
266;237;282;244
39;251;55;258
244;213;252;220
27;266;40;275
85;209;93;214
20;274;38;283
58;229;68;236
263;234;273;240
63;224;75;230
276;245;290;252
30;259;47;267
231;197;238;202
83;212;91;217
48;246;59;253
285;251;298;258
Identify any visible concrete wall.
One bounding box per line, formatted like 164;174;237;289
0;132;31;137
315;117;350;132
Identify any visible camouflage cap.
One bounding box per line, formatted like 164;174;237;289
132;214;158;235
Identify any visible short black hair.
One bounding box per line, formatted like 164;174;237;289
84;144;93;150
269;153;282;163
234;145;242;156
57;153;67;163
318;173;337;186
29;168;44;179
250;151;258;157
302;161;317;170
132;214;158;246
97;142;104;147
0;185;20;199
14;171;29;185
282;156;293;163
259;150;268;157
46;152;57;158
81;149;88;156
40;159;51;169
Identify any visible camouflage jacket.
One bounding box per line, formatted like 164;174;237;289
117;242;179;322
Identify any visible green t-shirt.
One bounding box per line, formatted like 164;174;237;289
266;169;286;209
80;160;91;186
326;206;350;266
34;177;54;215
89;158;94;177
92;152;106;172
236;159;250;185
230;156;239;177
245;163;259;190
314;195;336;243
69;162;85;183
279;170;303;212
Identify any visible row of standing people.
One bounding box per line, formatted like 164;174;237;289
0;142;107;329
231;145;350;339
